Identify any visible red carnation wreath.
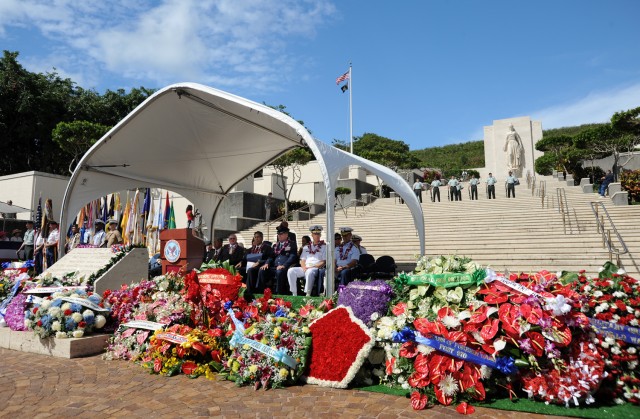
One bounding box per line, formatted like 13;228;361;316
305;305;374;388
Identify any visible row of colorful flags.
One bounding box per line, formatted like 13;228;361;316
71;188;177;254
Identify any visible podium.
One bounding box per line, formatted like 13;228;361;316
160;228;204;274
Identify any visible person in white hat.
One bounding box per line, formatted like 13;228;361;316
286;225;326;296
92;220;107;247
105;219;123;247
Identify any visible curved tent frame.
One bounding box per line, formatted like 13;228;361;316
59;82;424;294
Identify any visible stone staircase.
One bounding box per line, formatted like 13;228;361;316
234;176;640;278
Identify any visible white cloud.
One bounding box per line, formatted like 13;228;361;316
0;0;336;91
531;83;640;130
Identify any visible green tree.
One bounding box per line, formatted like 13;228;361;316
535;134;575;174
574;120;639;181
0;50;154;176
266;104;314;218
0;50;74;175
52;120;110;173
334;133;419;194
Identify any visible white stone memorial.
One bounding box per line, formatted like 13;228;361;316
482;116;543;179
38;247;149;295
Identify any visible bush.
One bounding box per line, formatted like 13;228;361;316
621;170;640;203
276;200;309;220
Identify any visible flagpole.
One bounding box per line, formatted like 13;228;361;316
349;63;353;154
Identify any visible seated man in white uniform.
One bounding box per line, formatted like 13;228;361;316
286;225;326;296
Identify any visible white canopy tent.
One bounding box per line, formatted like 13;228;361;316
59;83;425;294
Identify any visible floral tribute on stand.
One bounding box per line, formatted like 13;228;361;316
305;305;375;388
372;254;640;411
139;323;227;378
104;274;190;361
24;289;109;338
182;263;243;328
221;289;312;390
0;272;32;329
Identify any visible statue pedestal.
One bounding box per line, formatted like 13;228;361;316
160;228;204;274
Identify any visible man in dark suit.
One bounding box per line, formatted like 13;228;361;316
258;226;297;294
204;238;223;263
219;233;245;267
243;231;274;293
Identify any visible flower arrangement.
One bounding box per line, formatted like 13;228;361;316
183;266;243;328
306;306;375;388
140;323;227;378
337;280;393;326
375;262;624;410
103;274;185;328
569;263;640;405
25;289;109;338
35;270;85;287
220;289;311;389
414;254;481;275
105;289;192;360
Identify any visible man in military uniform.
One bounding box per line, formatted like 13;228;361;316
448;176;459;201
65;224;81;252
486;172;497;199
258;225;297;294
430;177;442;202
286;225;326;296
105;219;123;247
469;175;479;200
44;220;60;267
506;171;517;198
334;227;360;286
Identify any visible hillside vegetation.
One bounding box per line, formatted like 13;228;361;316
411;140;485;171
410;124;607;172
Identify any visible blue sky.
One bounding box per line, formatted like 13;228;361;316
1;0;639;150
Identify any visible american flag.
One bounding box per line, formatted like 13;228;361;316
336;71;349;85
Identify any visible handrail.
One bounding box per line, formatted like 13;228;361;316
265;203;311;238
555;188;577;234
590;201;629;266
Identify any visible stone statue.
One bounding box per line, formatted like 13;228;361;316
503;124;524;171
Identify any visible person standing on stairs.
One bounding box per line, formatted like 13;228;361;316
448;176;459;201
506;171;517;198
431;176;442;202
469;175;479;200
486;173;497;199
412;179;424;203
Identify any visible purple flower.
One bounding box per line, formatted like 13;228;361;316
519;338;533;354
337;280;393;326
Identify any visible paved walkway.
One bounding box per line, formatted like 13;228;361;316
0;348;560;418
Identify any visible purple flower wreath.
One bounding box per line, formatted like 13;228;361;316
337;280;393;326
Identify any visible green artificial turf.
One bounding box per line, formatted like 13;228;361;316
356;384;639;418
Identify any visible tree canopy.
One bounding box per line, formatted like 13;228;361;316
0;50;154;176
535;109;640;179
334;133;420;171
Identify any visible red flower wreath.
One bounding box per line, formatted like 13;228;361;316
305;306;374;388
